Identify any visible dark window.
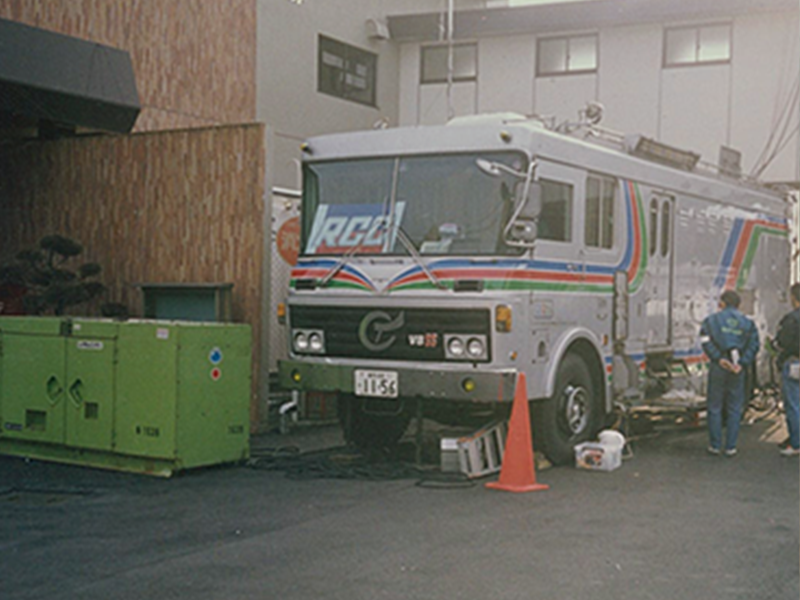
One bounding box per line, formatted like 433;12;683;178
660;202;671;257
649;199;658;256
537;34;597;76
318;35;377;107
301;151;526;257
421;44;477;84
538;179;573;242
585;175;615;249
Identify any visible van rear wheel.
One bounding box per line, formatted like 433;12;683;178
533;353;602;466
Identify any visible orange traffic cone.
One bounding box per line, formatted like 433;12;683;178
485;372;549;493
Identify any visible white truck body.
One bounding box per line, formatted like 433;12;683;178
278;114;790;464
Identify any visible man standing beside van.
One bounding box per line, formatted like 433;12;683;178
699;290;760;457
773;283;800;457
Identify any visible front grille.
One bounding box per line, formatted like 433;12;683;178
290;305;491;361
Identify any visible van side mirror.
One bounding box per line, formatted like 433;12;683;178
507;182;541;245
510;220;537;242
518;182;542;220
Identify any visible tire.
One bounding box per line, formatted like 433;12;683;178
337;394;412;451
533;353;604;466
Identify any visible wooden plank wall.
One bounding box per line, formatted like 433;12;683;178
0;0;256;131
0;124;267;430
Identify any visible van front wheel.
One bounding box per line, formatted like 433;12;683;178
533;353;602;466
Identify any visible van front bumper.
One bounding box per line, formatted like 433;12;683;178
278;359;518;403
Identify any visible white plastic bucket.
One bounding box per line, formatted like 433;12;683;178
598;429;626;449
575;430;625;471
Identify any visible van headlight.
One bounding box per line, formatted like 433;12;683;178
447;337;465;357
445;334;487;361
292;329;325;354
293;331;308;351
309;332;324;352
467;337;485;358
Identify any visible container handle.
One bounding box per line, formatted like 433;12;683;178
68;379;85;407
46;375;64;405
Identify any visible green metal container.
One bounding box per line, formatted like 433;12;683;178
0;317;251;476
0;317;73;446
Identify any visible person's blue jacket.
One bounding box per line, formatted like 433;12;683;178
700;306;760;367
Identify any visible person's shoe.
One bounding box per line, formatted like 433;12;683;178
779;446;800;457
724;448;738;457
707;446;720;455
778;437;791;449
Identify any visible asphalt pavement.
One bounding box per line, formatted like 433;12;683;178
1;409;798;600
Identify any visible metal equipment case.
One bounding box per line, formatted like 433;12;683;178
0;317;251;476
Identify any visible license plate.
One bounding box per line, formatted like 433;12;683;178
354;370;399;398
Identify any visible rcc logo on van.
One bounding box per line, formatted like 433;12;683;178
358;310;405;351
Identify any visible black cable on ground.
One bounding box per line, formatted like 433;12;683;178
248;445;476;487
0;486;96;500
415;471;476;489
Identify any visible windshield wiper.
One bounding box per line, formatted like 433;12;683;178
318;160;400;288
317;233;375;288
392;226;447;291
318;156;444;292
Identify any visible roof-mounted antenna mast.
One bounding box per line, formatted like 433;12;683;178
446;0;454;121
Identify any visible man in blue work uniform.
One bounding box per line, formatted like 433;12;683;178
773;283;800;457
699;290;760;457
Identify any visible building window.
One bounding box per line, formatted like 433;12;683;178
536;34;597;76
585;175;615;249
421;44;477;84
318;35;377;107
538;179;573;242
664;24;731;67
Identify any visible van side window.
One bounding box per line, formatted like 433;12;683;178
649;198;658;256
538;178;573;242
585;175;615;249
660;202;671;257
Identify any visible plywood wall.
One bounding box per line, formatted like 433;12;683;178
0;0;256;131
0;124;267;429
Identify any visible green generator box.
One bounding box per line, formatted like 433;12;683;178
0;317;251;476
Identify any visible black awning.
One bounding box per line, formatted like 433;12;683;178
0;18;140;135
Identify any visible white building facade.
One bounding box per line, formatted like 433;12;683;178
257;0;798;228
389;0;799;185
257;0;485;190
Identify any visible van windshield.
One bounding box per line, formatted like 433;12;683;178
301;152;526;257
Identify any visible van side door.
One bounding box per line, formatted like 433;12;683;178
645;193;675;349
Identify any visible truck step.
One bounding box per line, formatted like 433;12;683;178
650;389;706;409
440;421;507;479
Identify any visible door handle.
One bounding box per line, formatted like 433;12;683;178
46;375;64;406
68;378;85;407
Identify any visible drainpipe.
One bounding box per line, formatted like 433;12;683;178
446;0;454;121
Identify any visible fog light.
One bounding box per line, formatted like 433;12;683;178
291;370;302;383
462;378;476;393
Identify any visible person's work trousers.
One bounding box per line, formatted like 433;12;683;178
706;363;745;451
781;359;800;450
